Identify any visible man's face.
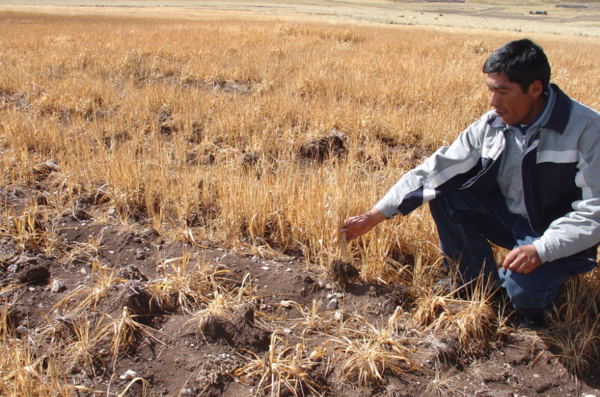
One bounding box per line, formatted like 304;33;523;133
486;73;542;126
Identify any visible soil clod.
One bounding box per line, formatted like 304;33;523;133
327;260;359;288
299;132;346;162
115;280;158;316
17;264;51;285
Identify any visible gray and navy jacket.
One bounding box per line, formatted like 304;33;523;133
374;84;600;272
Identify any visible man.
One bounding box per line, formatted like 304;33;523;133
340;39;600;327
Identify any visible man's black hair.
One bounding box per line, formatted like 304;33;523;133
483;39;551;93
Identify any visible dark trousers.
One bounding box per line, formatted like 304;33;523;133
429;189;596;317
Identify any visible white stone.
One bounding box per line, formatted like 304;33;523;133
51;280;63;293
327;298;338;310
119;370;138;380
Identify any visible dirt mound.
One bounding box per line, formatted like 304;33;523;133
17;264;50;285
299;132;347;162
114;280;160;317
199;304;271;351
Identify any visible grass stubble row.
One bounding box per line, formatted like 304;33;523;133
1;10;600;395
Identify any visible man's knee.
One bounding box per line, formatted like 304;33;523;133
500;269;564;316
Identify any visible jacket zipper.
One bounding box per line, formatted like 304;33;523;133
522;129;541;231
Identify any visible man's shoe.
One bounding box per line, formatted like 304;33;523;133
520;315;546;330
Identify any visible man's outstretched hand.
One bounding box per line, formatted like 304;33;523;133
338;208;387;242
502;244;542;274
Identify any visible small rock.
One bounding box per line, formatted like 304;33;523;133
280;300;291;308
326;293;333;299
119;370;138;381
334;310;343;321
51;280;64;293
141;228;154;237
283;328;291;334
327;298;338;310
16;325;28;336
135;248;146;260
7;264;18;274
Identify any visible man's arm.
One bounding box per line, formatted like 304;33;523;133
339;208;388;242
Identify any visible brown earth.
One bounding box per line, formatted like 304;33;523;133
2;183;600;396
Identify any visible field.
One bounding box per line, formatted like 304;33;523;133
1;5;600;396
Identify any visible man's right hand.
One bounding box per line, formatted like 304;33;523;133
338;208;387;242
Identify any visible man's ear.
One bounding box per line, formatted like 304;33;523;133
529;80;544;99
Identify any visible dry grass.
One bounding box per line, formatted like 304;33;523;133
236;332;326;396
1;7;599;395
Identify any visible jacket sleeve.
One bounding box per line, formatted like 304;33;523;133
374;115;493;219
533;110;600;263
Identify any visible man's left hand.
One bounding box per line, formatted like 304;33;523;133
502;244;542;274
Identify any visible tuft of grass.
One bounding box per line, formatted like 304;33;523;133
332;308;420;386
236;331;326;396
543;272;600;376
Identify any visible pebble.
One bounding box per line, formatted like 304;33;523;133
280;300;291;308
327;298;338;310
51;280;64;293
135;248;145;260
334;310;342;321
119;370;138;381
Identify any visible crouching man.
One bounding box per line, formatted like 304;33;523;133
340;39;600;328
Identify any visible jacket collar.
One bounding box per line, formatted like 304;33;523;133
487;83;572;134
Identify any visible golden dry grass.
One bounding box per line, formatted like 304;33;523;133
1;8;600;395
